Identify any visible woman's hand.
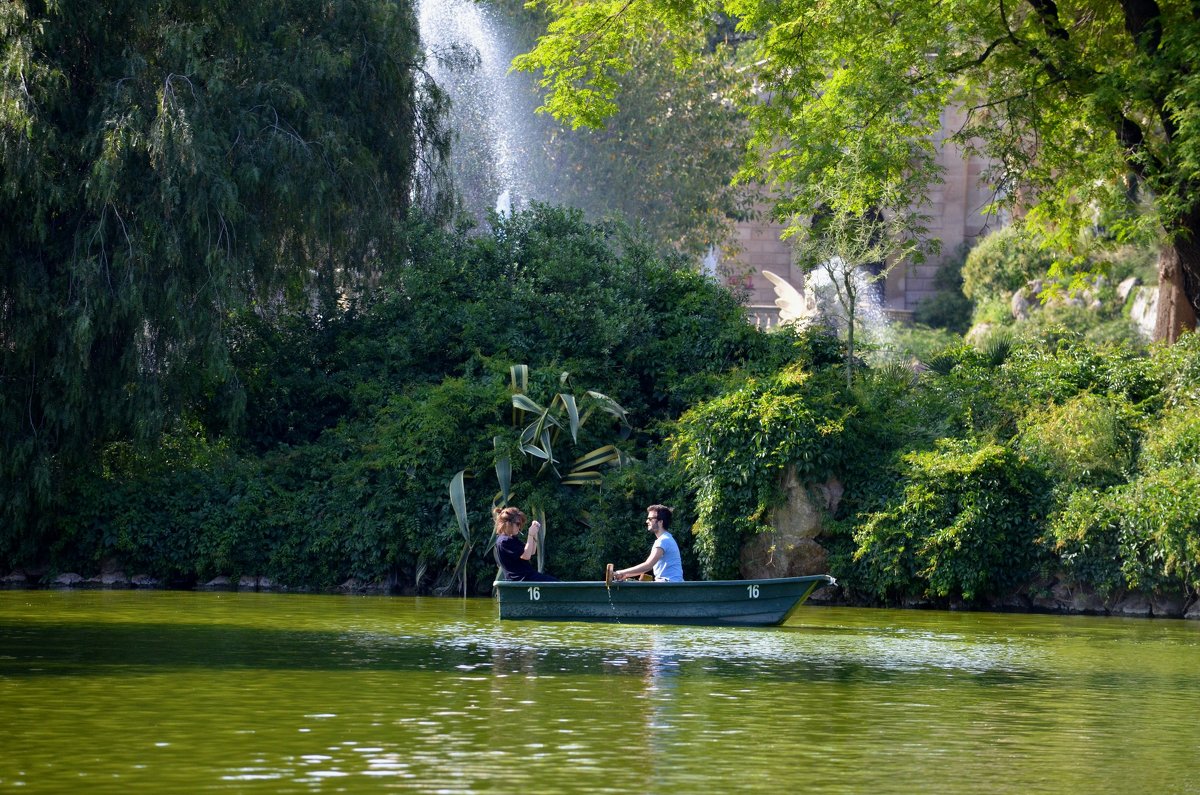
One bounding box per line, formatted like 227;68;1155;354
528;520;541;540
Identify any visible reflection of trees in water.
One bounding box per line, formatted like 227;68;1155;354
489;644;543;678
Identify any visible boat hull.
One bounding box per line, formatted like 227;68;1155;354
494;575;834;626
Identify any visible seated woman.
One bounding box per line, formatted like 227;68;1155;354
493;506;558;582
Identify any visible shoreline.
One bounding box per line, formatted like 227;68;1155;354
4;571;1198;620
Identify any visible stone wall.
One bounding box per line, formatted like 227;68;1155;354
731;105;1005;318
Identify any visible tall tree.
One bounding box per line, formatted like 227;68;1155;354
0;0;446;547
515;0;1200;340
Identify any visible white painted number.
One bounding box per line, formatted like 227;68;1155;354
747;585;760;599
528;587;541;601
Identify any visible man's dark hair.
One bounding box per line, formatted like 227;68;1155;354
648;504;672;530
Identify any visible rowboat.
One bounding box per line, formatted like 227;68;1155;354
494;574;835;626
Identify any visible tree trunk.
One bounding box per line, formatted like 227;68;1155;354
1154;228;1200;343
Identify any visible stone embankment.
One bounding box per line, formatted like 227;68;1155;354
1;564;395;594
6;560;1196;617
1;567;161;589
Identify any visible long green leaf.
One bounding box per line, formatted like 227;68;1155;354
521;442;550;460
448;470;470;542
560;393;580;443
445;538;474;598
520;413;546;445
447;470;474;599
532;506;547;572
511;364;528;393
512;394;545;414
586;390;630;426
561;471;604;485
511;364;529;425
493;436;511;506
570;444;621;471
541;428;560;475
520;406;561;449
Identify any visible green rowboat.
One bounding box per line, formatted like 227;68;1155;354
494;574;835;626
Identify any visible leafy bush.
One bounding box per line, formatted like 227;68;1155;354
671;362;850;578
1017;393;1141;488
1038;338;1200;597
1148;330;1200;408
1043;489;1125;595
914;290;974;334
961;226;1056;304
33;207;794;589
1116;467;1200;593
970;296;1015;328
913;248;973;334
908;341;1021;439
1049;466;1200;596
1012;300;1147;351
1139;401;1200;470
1002;337;1157;407
851;439;1052;603
886;325;963;365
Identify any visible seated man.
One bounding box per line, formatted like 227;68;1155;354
613;504;684;582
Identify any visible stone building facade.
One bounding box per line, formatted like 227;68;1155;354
732;106;1005;327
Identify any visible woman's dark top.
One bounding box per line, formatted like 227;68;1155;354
495;535;558;582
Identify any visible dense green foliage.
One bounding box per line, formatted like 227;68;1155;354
15;207;797;589
671;326;1200;604
913;248;973;335
961;228;1056;305
11;192;1198;604
1047;388;1200;596
852;440;1051;602
671;336;847;578
1;0;447;544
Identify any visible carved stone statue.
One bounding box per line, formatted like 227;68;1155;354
763;270;818;327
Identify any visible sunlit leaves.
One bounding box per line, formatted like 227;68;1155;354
517;0;1200;322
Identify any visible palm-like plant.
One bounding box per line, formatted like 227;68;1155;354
445;365;631;593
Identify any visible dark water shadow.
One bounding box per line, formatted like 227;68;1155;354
0;617;1064;690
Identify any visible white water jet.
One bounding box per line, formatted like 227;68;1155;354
701;246;720;279
801;260;895;354
418;0;540;220
495;189;512;218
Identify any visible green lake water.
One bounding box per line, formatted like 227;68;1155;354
1;590;1197;793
